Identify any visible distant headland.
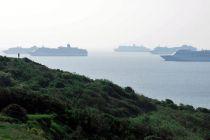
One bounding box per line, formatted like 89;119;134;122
3;44;88;56
114;44;150;52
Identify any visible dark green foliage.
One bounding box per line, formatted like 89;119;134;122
165;99;174;104
55;81;65;88
57;108;162;140
160;99;179;109
124;86;135;93
196;107;210;113
0;88;65;114
74;80;156;117
179;103;195;111
0;56;209;140
0;71;14;87
2;104;27;122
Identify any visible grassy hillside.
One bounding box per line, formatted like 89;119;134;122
0;56;209;140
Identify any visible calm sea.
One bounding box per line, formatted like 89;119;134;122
2;52;210;109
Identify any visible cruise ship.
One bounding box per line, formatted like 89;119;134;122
4;46;38;54
114;44;150;52
151;45;197;55
30;44;88;56
161;50;210;62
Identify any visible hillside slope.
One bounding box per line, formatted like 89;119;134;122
0;56;209;140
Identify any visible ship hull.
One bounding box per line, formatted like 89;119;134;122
161;55;210;62
30;53;88;56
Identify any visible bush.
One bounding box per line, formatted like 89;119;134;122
179;104;195;111
196;107;210;113
1;104;27;122
165;99;174;104
163;99;178;109
144;135;161;140
0;71;14;87
55;81;65;88
204;133;210;140
125;86;135;93
38;77;50;88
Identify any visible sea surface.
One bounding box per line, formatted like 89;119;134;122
2;52;210;109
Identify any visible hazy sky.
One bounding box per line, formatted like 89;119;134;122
0;0;209;51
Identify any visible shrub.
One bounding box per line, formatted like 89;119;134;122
144;135;161;140
204;133;210;140
196;107;210;113
1;104;27;122
55;81;65;88
38;77;50;88
125;86;135;93
163;99;178;109
165;99;174;104
179;104;195;111
0;71;14;87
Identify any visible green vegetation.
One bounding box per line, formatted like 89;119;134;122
0;56;209;140
2;104;27;122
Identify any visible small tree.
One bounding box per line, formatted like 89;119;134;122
2;104;27;122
